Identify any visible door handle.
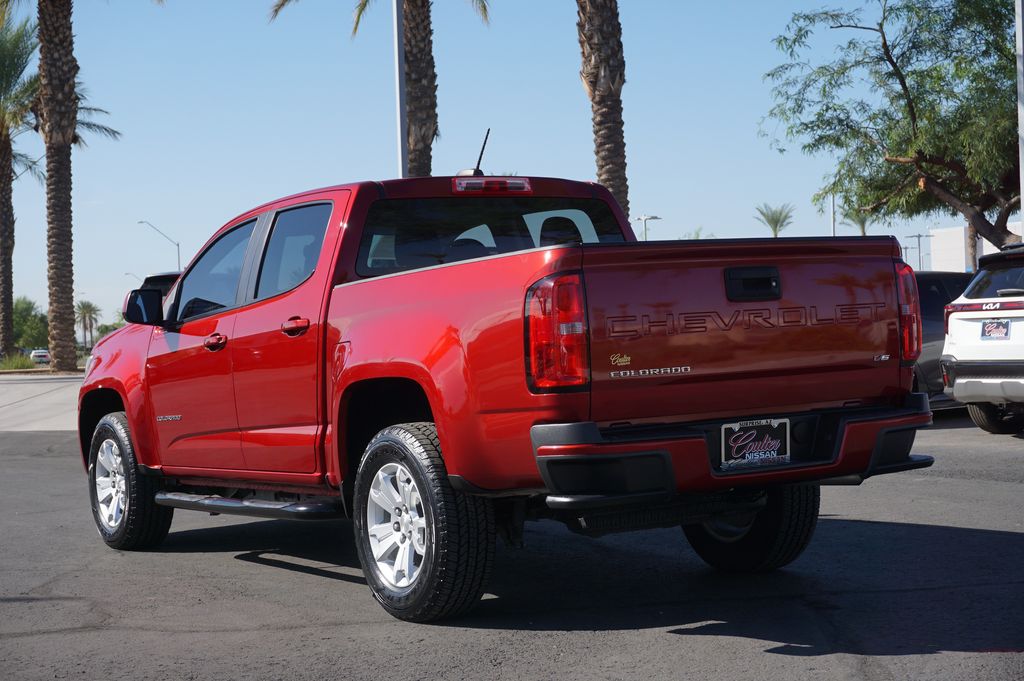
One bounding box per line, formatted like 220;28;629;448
203;333;228;351
281;317;310;336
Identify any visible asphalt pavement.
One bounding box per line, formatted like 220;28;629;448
0;378;1021;680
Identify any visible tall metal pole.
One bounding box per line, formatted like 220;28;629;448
831;193;836;237
392;0;409;178
907;233;932;270
634;215;661;241
138;220;181;271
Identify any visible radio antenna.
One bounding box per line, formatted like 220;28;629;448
474;128;490;176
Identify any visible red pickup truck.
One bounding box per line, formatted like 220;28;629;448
79;175;932;622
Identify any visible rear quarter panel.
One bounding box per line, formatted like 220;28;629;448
327;247;589;490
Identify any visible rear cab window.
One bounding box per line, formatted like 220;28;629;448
355;197;625;277
964;263;1024;299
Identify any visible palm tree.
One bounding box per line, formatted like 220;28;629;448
754;203;795;238
74;299;99;348
841;206;872;236
270;0;489;178
0;15;38;358
35;0;79;370
0;10;118;360
576;0;629;217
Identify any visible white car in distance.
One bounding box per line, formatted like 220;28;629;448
29;349;51;365
942;245;1024;433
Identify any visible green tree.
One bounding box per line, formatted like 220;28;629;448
12;295;46;348
766;0;1020;249
74;299;99;347
93;319;124;343
0;15;39;358
681;226;715;239
841;205;873;236
577;0;629;216
754;203;795;238
270;0;489;177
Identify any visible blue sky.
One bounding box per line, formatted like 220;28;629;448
11;0;944;324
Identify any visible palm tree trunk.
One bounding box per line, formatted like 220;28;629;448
37;0;80;371
576;0;629;217
403;0;438;178
0;133;15;358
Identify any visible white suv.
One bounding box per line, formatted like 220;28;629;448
941;246;1024;433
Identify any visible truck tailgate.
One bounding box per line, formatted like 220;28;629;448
583;237;904;423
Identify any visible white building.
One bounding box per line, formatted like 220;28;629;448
927;222;1022;272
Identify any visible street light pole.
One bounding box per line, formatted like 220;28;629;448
124;272;142;283
634;214;661;241
392;0;409;178
830;193;836;237
137;220;181;271
906;233;933;270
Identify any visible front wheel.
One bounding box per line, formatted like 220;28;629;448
967;403;1024;434
352;423;495;622
683;483;819;573
88;412;173;550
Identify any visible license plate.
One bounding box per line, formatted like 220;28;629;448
721;418;790;471
981;319;1010;340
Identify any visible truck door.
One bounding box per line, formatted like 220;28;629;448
147;219;258;470
230;197;344;473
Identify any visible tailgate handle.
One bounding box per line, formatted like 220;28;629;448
725;266;781;302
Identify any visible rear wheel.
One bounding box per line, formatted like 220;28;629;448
88;412;173;550
353;422;495;622
967;403;1024;434
683;483;819;572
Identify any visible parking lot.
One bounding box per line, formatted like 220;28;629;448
0;375;1021;680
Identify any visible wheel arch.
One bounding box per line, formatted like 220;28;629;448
78;387;127;469
336;376;436;499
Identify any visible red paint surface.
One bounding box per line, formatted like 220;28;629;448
79;177;924;495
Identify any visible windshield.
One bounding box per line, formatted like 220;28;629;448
964;262;1024;299
355;197;625;276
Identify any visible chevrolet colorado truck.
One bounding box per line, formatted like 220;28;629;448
80;176;933;622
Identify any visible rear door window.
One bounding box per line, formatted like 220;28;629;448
964;264;1024;299
255;203;332;299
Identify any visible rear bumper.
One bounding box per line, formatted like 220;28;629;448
941;357;1024;404
531;395;933;511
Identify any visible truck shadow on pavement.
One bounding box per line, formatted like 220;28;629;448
460;518;1024;657
156;514;1024;656
925;409;976;430
161;519;366;585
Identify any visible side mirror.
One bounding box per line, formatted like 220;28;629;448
123;289;164;326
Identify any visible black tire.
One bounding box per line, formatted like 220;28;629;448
88;412;173;550
683;483;819;573
966;403;1024;434
352;422;495;622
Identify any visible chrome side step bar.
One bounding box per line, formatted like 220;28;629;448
154;491;345;520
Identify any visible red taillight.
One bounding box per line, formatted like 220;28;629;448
525;273;588;391
452;177;532;194
943;304;955;335
895;261;922;361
